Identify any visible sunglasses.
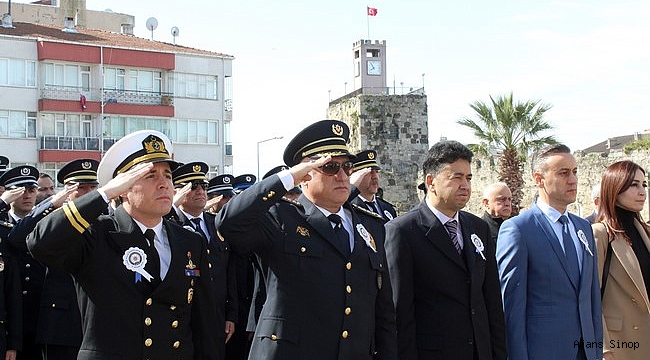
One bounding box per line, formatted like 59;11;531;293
191;183;208;191
319;161;354;176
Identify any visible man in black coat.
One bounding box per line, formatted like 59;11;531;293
1;165;49;360
216;120;397;360
349;150;397;222
167;162;238;360
479;182;512;246
384;140;507;360
26;130;218;360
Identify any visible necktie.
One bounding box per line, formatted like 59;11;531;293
328;214;351;255
558;216;580;285
364;201;378;213
444;220;463;254
190;217;208;241
144;229;161;286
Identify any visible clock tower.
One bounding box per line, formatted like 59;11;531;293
352;39;387;94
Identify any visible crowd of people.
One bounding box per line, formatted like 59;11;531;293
0;119;649;360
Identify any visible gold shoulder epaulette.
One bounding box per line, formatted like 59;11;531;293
352;203;383;219
281;197;303;208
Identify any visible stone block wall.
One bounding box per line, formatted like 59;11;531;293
466;150;650;220
327;93;428;214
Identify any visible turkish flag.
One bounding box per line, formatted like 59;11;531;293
367;6;378;16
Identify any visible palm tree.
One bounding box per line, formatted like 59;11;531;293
457;92;557;215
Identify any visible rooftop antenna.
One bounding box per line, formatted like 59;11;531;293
145;17;158;40
171;26;179;45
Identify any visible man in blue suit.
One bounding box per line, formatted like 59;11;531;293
497;144;603;360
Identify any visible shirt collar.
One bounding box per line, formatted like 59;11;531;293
426;202;459;225
132;218;164;241
536;198;568;223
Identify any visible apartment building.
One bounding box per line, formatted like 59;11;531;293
0;20;234;181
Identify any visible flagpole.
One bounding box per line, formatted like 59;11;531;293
367;6;370;39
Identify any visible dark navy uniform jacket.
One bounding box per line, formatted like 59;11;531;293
0;220;22;354
26;191;219;360
216;175;398;360
165;208;237;359
9;199;82;348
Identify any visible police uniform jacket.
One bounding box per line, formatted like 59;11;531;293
8;199;82;348
216;175;398;360
166;209;238;356
0;222;22;353
4;204;50;338
26;191;219;360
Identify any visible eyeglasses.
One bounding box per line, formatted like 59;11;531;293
319;161;354;176
191;183;208;191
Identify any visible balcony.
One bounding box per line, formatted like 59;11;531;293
40;136;121;151
40;85;174;106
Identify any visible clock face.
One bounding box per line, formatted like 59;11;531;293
367;60;381;75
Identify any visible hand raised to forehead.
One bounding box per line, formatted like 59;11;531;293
100;162;154;200
50;183;78;208
289;155;332;186
0;187;25;204
204;194;223;211
349;167;371;189
173;182;193;207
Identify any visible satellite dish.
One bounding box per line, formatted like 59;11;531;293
171;26;179;45
145;17;158;40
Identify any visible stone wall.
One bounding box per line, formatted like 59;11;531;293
327;93;429;214
465;150;650;220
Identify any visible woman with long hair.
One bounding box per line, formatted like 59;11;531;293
593;160;650;360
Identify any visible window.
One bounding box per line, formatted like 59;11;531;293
41;113;93;137
43;63;89;88
0;110;36;138
102;116;218;145
0;58;37;87
173;73;217;100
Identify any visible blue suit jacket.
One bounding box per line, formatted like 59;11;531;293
496;204;602;360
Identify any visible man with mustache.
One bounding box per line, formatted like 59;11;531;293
497;144;602;360
27;130;218;360
384;140;506;360
349;150;397;222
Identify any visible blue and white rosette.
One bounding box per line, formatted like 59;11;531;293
470;234;486;260
356;224;377;252
122;247;154;282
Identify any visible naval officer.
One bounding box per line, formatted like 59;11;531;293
27;130;218;360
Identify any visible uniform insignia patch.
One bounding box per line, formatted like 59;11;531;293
281;197;303;208
296;226;310;237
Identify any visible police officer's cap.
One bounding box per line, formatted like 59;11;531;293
0;165;39;188
97;130;178;185
208;174;236;196
57;159;99;185
262;165;289;180
233;174;256;192
282;119;354;166
352;150;381;172
172;162;209;187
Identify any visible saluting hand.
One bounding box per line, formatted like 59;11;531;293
5;349;16;360
49;183;79;208
289;155;332;186
173;182;193;207
204;194;223;212
0;187;24;205
100;162;154;200
349;167;371;189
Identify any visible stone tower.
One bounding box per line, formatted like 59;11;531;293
327;40;428;214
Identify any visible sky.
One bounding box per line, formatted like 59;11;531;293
15;0;650;175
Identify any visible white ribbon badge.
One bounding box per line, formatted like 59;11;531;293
356;224;377;252
577;230;594;257
122;247;154;282
471;234;486;260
